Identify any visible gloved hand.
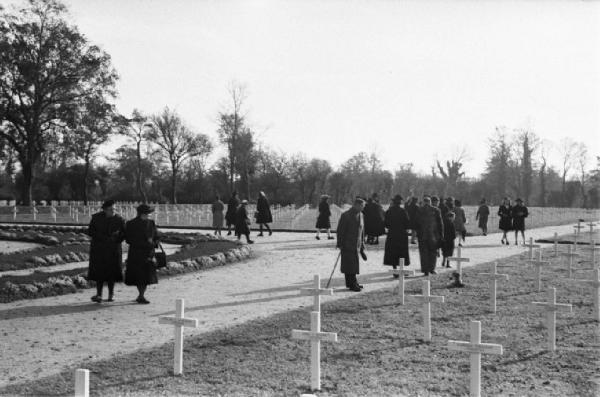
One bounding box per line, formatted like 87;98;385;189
360;250;367;261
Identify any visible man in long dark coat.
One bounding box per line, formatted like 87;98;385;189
88;200;125;303
225;191;240;236
125;204;160;304
336;198;366;292
235;200;254;244
383;194;410;278
416;196;444;275
363;194;385;244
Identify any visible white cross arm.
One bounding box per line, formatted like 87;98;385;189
291;330;338;342
449;257;470;263
159;316;199;328
561;252;579;257
408;294;445;303
478;272;509;280
389;269;415;276
300;288;334;296
447;340;503;355
532;302;573;312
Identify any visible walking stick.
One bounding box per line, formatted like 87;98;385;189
326;251;342;288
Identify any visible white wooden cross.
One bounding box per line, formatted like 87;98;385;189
587;222;597;236
300;274;333;312
448;246;470;278
527;249;549;292
523;237;541;260
532;288;573;351
408;280;445;341
574;221;584;235
74;368;89;397
291;311;338;391
574;268;600;322
561;245;579;278
448;321;503;397
477;262;509;314
389;258;415;305
158;298;199;375
583;240;600;269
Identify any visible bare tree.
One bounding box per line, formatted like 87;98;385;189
217;82;247;192
148;107;212;204
558;138;577;206
576;142;589;207
120;109;150;202
538;139;552;206
515;129;538;204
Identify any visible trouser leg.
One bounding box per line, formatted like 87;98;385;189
96;281;103;297
107;281;115;297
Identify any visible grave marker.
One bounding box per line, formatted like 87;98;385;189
575;268;600;321
158;298;199;375
574;221;584;235
408;280;444;341
300;274;333;312
587;222;597;236
448;246;470;278
477;262;509;313
561;245;579;278
523;237;541;260
448;321;503;397
527;249;549;292
389;258;415;305
532;288;573;351
74;368;89;397
291;311;338;391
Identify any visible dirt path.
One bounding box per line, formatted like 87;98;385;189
0;224;576;387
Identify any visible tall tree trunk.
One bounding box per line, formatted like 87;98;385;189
20;160;33;206
171;166;177;204
539;164;546;207
83;155;90;205
136;140;147;203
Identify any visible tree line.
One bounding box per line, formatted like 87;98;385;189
1;0;598;208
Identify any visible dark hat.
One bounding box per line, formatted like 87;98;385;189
431;196;440;202
392;194;403;204
101;199;115;209
136;204;154;214
516;198;523;202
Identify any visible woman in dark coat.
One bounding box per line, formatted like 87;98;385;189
125;204;159;304
441;212;457;267
88;200;125;303
235;200;254;244
383;195;410;277
363;194;385;244
256;191;273;236
511;198;529;245
498;197;512;245
315;194;334;240
225;191;240;236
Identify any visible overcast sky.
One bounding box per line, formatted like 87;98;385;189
41;1;600;176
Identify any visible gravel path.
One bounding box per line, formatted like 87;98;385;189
0;224;576;387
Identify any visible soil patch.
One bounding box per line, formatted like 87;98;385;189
2;246;597;396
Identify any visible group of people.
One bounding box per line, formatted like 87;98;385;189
211;191;274;244
334;194;529;291
88;200;159;304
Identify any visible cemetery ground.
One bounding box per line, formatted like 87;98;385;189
0;223;598;396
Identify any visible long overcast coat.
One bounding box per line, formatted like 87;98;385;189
383;204;410;267
416;204;443;273
256;195;273;224
124;217;159;286
336;207;365;275
87;212;125;282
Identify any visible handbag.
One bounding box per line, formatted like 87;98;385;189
154;243;167;269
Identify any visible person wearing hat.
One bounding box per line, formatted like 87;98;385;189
453;199;467;247
124;204;160;304
363;193;385;245
315;194;334;240
336;198;367;292
498;197;512;245
211;194;225;236
87;200;126;303
510;198;529;245
416;195;444;275
234;199;254;244
383;194;411;277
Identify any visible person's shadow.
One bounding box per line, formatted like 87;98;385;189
0;301;135;321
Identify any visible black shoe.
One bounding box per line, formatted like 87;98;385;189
227;231;232;236
316;235;320;240
423;272;429;276
136;297;150;304
107;295;114;302
247;240;254;244
328;236;334;240
357;284;364;289
349;285;361;292
430;270;437;275
269;230;272;236
393;274;399;279
91;295;102;303
258;233;264;237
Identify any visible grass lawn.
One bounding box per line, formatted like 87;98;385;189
1;244;598;396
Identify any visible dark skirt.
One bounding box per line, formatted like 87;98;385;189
512;218;526;231
478;216;488;229
499;217;512;231
316;214;331;229
124;248;158;286
441;240;455;258
383;234;410;267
